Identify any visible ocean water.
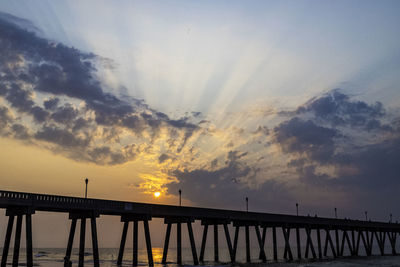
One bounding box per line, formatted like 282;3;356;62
2;246;400;267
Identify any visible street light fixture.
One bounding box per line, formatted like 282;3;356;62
334;207;337;219
365;211;368;221
179;189;182;206
246;197;248;212
296;203;299;216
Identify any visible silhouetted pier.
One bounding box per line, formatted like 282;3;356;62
1;190;399;266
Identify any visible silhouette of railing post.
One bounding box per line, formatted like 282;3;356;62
64;211;100;267
117;214;153;266
161;216;198;265
1;206;35;267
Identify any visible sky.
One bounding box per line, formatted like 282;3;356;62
0;0;400;248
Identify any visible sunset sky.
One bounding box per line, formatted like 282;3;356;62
1;0;400;247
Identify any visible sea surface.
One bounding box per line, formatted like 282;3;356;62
2;247;400;266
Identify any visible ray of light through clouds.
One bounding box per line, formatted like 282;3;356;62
1;0;400;225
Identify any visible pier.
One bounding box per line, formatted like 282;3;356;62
0;189;399;266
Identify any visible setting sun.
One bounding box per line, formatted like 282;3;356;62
154;192;161;198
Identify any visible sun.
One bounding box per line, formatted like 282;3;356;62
154;191;161;198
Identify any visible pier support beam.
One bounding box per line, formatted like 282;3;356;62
232;226;240;262
64;211;100;267
254;225;267;262
335;229;340;256
223;223;235;263
296;227;301;259
200;219;233;263
259;226;267;259
162;217;198;265
346;231;355;256
272;226;278;261
359;230;372;256
317;228;322;258
323;228;336;258
233;221;267;263
117;221;129;265
214;224;219;262
117;214;153;266
1;207;35;267
199;224;208;262
305;227;316;259
388;232;397;255
342;230;354;256
282;226;293;261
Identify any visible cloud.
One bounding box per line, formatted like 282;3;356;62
2;13;400;218
296;89;390;131
158;153;170;163
34;125;90;148
274;118;339;163
0;12;200;165
167;150;293;211
271;89;400;217
167;89;400;218
11;123;30;140
43;98;60;110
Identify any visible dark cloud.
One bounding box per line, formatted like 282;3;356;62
191;111;202;117
0;12;199;134
272;90;400;218
158;153;170;164
167;90;400;217
50;104;78;124
11;123;30;139
31;106;49;123
210;158;218;169
0;106;12;126
86;145;136;165
167;151;293;211
0;12;41;35
327;137;400;189
5;84;34;112
0;12;200;164
43;98;60;110
275;118;338;163
34;125;90;148
72;117;91;132
296;89;390;131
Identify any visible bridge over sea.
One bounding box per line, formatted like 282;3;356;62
1;190;399;267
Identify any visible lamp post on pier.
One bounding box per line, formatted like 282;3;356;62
179;189;182;206
365;211;368;221
334;207;337;219
246;197;248;212
296;203;299;216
